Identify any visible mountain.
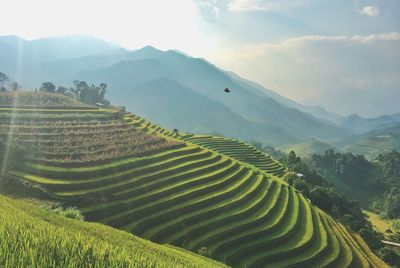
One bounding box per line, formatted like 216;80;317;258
0;35;118;86
0;34;117;62
110;77;299;146
54;47;349;147
0;35;354;147
225;71;343;124
340;113;400;134
340;125;400;159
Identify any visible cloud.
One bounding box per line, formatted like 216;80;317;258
358;6;379;16
211;32;400;116
194;0;221;20
228;0;305;12
274;32;400;45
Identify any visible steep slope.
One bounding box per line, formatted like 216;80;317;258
106;77;298;146
0;194;226;268
2;105;386;268
63;52;349;146
225;71;343;124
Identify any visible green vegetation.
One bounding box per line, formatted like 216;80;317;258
0;91;90;108
343;133;400;159
0;71;110;106
0;194;226;268
279;151;386;249
285;140;337;157
280;148;400;266
66;80;111;106
308;149;400;220
0;97;387;267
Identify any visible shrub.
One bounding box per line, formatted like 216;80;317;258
379;247;400;268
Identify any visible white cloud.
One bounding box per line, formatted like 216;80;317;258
358;6;379;16
228;0;305;12
211;32;400;116
275;32;400;45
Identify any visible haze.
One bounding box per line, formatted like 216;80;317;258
1;0;399;117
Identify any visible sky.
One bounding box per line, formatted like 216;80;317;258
0;0;399;117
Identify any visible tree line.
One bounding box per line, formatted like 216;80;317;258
251;141;400;266
0;72;21;91
0;71;109;106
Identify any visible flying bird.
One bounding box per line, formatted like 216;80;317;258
224;88;231;93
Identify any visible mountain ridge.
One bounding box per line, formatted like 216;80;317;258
1;34;395;150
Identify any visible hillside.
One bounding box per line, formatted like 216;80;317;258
110;77;298;146
0;194;225;267
340;114;400;134
286;140;338;157
0;101;387;267
340;126;400;159
64;47;349;147
0;91;91;108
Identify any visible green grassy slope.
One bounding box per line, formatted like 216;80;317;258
0;194;225;268
285;140;338;157
1;107;387;268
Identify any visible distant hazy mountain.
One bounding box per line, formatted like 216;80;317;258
57;47;349;146
0;34;366;148
225;71;343;124
118;77;299;146
337;124;400;159
340;113;400;134
0;35;118;85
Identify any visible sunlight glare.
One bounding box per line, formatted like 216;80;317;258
0;0;215;57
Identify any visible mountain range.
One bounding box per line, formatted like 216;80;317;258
1;34;399;153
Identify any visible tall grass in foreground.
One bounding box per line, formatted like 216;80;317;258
0;195;226;268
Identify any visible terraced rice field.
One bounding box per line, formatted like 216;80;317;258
182;135;287;177
0;109;178;164
4;109;387;267
122;114;286;177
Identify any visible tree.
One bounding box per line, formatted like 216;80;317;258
293;178;310;196
10;81;20;91
71;80;109;105
384;187;400;219
56;86;68;95
358;228;383;251
282;172;297;186
310;186;333;211
39;82;56;93
0;72;9;91
379;247;400;268
392;219;400;232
